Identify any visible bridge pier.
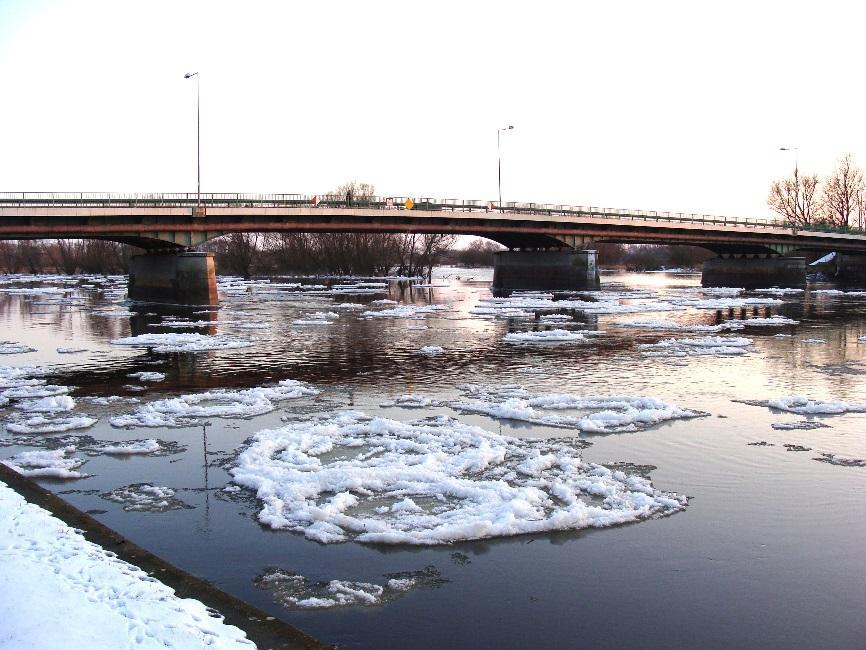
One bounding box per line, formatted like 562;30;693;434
834;253;866;287
128;251;218;305
492;250;600;292
702;256;805;289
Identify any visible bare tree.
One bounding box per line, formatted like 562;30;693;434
209;233;261;278
823;154;864;228
768;168;822;227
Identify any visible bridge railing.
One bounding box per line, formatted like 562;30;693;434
0;191;829;232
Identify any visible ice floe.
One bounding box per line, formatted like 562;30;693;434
452;385;706;432
110;380;320;428
379;395;447;409
5;415;98;434
126;371;166;382
418;345;445;355
0;480;254;648
2;447;88;479
771;421;830;430
639;336;753;357
231;411;688;545
256;566;446;610
0;341;36;354
100;439;163;455
1;384;70;400
13;395;76;413
110;333;254;352
56;347;88;354
813;452;866;467
615;318;744;333
503;329;600;344
361;304;450;319
100;484;191;511
740;395;866;415
724;316;799;327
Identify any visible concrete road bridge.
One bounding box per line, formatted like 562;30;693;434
2;192;866;304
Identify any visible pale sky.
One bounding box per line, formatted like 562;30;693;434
1;0;865;218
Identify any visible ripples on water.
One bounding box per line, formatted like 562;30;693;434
1;268;865;649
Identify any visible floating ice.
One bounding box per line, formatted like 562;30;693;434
100;439;162;455
2;447;88;479
724;316;799;327
452;385;706;432
0;366;50;388
56;347;88;354
418;345;446;355
742;395;866;415
802;338;827;344
151;320;217;328
361;304;451;318
771;420;830;430
1;384;70;400
256;566;445;610
0;341;36;354
752;288;805;295
503;329;599;344
13;395;76;413
639;336;753;357
110;333;254;352
126;371;166;382
813;452;866;467
0;481;254;648
5;415;98;434
231;411;687;544
616;319;743;333
100;483;191;511
380;395;447;409
110;379;319;428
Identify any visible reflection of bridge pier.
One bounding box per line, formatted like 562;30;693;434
492;250;599;292
128;251;218;305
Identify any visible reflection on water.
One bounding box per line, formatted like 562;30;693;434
1;269;865;649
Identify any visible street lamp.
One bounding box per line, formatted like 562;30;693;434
498;125;514;211
184;72;201;211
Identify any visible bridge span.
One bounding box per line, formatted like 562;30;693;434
2;192;866;303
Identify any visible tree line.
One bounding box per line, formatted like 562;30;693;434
768;154;866;230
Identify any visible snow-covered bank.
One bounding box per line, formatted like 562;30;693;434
0;479;255;649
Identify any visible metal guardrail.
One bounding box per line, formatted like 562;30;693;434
1;191;861;236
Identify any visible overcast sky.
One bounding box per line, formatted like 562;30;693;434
1;0;864;218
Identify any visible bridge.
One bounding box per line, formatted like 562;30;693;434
2;192;866;303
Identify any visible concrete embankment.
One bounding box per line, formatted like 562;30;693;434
0;463;329;650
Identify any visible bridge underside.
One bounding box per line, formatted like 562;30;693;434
4;206;866;299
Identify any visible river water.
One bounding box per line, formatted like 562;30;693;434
1;268;864;648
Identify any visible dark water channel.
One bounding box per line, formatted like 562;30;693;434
1;269;864;648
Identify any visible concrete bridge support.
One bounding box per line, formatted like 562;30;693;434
834;253;866;287
492;250;600;292
702;256;805;289
128;251;218;305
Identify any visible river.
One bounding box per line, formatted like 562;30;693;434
1;268;864;648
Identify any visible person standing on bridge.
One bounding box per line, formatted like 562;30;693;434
346;188;353;207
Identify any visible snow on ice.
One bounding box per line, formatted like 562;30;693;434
110;380;319;427
742;395;866;415
503;329;600;344
126;371;166;382
110;333;255;353
2;447;88;479
5;415;98;434
230;410;689;545
451;384;706;432
639;336;753;357
0;341;36;354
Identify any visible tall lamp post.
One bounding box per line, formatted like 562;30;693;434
498;125;514;211
184;72;201;212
